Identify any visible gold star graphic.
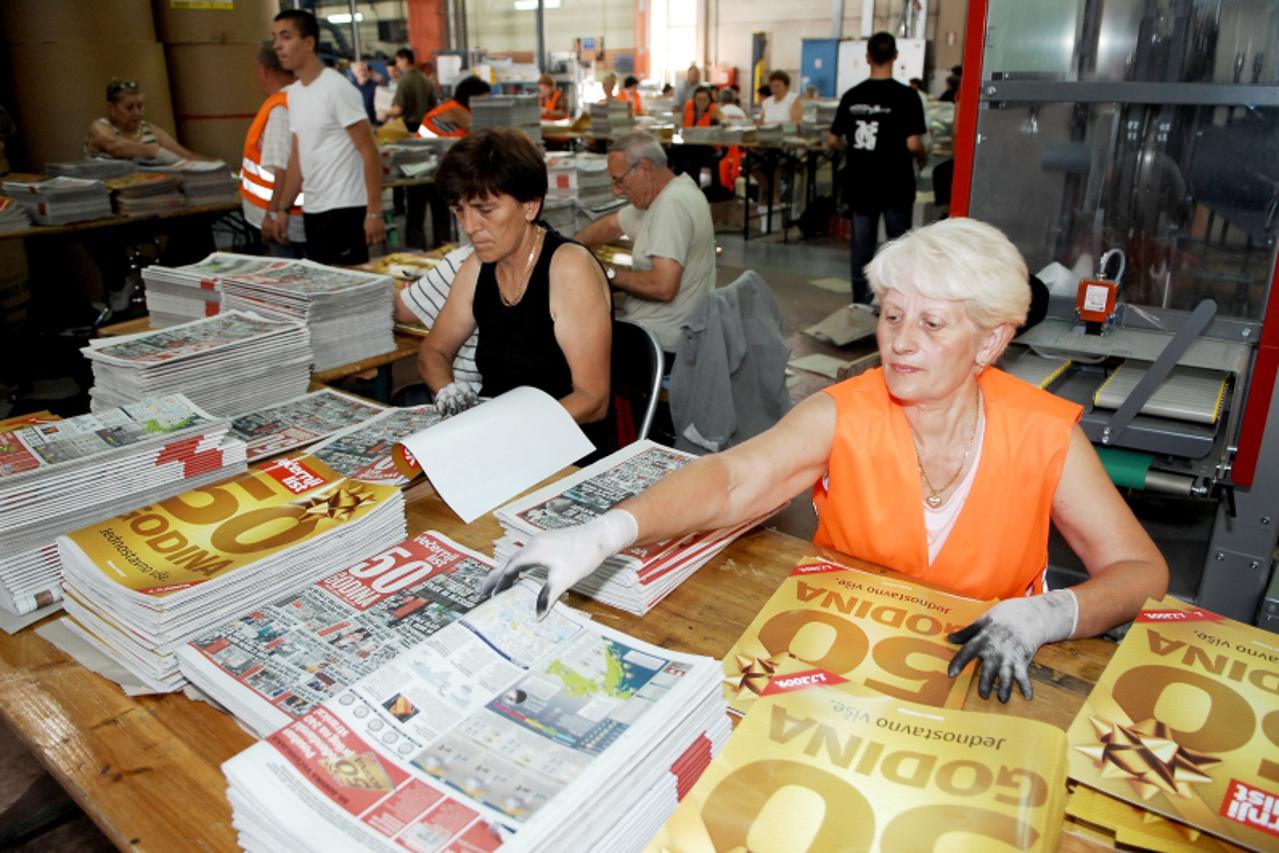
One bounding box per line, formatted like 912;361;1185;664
1076;717;1220;800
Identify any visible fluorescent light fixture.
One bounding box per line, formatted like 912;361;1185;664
326;12;365;23
513;0;561;9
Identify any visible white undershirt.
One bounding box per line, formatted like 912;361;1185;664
924;404;986;565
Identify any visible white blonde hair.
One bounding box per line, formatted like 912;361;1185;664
866;217;1029;331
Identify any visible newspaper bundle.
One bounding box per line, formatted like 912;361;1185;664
493;440;758;614
106;171;185;215
55;455;406;692
217;258;396;372
222;580;730;852
1067;597;1279;851
308;405;444;486
176;531;493;737
142;159;238;206
229;389;387;462
648;687;1068;852
1;175;113;224
0;395;246;617
470;95;542;144
142;253;283;326
0;196;32;233
719;555;992;717
83;309;312;417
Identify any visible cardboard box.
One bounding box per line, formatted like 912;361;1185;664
152;0;276;45
166;43;262;119
1;0;155;44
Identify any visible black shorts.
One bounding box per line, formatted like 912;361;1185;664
303;206;369;265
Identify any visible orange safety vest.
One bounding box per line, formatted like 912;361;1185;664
418;99;468;138
240;91;302;213
718;144;742;190
540;88;562;119
812;367;1082;601
682;100;715;128
623;88;644;116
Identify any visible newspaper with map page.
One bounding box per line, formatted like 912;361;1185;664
230;389;386;461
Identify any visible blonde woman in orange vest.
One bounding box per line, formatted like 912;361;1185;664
241;41;304;256
481;217;1169;704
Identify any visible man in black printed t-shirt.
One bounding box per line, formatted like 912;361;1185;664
827;32;928;305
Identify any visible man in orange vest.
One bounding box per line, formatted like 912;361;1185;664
241;41;305;257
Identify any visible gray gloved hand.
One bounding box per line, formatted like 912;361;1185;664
434;382;478;416
478;509;639;619
946;589;1078;703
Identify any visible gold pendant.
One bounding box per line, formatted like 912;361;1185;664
925;494;943;509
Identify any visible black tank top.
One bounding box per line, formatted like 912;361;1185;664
473;226;577;401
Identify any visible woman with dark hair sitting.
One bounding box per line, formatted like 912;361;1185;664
417;75;492;138
416;128;613;440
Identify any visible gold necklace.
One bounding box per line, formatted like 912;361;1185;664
499;226;543;307
915;389;982;509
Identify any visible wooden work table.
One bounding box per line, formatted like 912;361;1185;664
0;480;1118;850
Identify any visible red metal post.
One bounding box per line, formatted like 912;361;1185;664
948;0;990;218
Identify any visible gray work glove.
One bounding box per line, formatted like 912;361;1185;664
433;382;478;416
478;509;639;619
946;589;1078;703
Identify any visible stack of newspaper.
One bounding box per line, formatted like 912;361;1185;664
56;455;407;692
471;94;543;144
141;253;283;326
546;152;612;208
754;123;789;145
0;197;31;233
46;159;137;180
306;405;443;485
217;259;395;372
107;172;186;215
800;101;839;138
589;99;633;139
177;530;494;737
144;160;238;205
494;440;758;614
229;389;386;462
2;176;113;224
83;310;312;417
221;579;729;852
379;144;439;179
0;395;247;617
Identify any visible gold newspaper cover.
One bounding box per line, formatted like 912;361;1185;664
1067;596;1279;851
63;455;399;597
649;687;1068;852
722;556;993;715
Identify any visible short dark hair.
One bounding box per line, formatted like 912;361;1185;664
437;128;548;208
868;32;897;65
623;75;638;88
452;75;492;109
273;9;319;47
693;85;713;100
396;47;415;64
757;85;771;97
768;69;790;86
257;40;287;76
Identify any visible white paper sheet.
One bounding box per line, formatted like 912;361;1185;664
395;386;593;523
0;600;62;635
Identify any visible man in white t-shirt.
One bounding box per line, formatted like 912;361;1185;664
268;9;384;265
757;69;802;124
574;130;716;358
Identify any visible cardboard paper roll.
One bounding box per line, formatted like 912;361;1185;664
3;41;175;171
166;43;262;119
174;117;252;170
1;0;155;44
152;0;277;45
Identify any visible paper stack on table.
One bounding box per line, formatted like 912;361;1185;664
229;389;387;462
141;252;284;326
83;310;312;417
177;530;494;737
546;152;613;207
46;159;138;180
470;94;542;144
307;405;444;486
493;440;758;615
217;259;395;372
0;394;247;617
0;196;31;233
379;143;439;178
144;160;239;205
221;579;729;853
590;99;633;139
1;175;113;224
56;455;407;692
106;172;185;215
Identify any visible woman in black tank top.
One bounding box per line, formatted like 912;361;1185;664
416;129;613;440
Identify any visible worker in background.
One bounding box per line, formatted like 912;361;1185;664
417;76;491;138
538;74;566;120
268;9;384;265
574;131;715;365
715;87;748;123
674;64;701;114
241;41;304;258
600;73;620;105
621;76;645;116
827;31;927;306
756;70;803;124
85;79;211;163
939;65;962;102
351;61;381;126
387;48;435;133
